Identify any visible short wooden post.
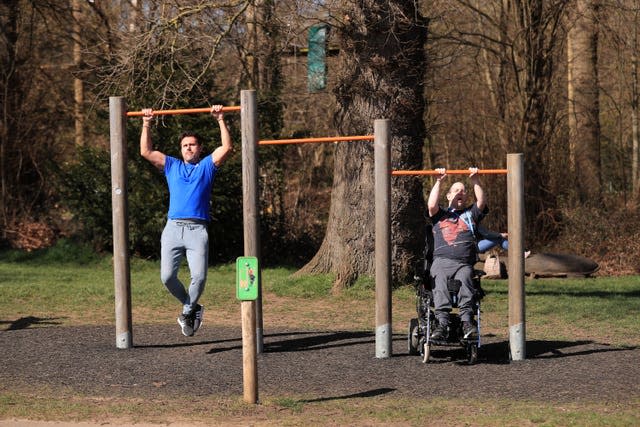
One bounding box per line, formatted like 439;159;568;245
109;96;132;349
507;153;526;360
241;300;257;403
374;119;392;358
241;89;259;403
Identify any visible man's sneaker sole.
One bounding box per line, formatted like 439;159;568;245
177;315;194;337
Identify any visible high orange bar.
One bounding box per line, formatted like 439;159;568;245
259;135;374;146
392;169;508;176
126;106;241;117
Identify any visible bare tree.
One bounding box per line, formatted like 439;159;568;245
425;0;569;240
631;3;640;200
0;0;77;246
299;0;428;289
567;0;601;203
88;1;251;107
72;0;85;146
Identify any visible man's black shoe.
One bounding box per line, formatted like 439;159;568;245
462;321;477;339
430;324;448;341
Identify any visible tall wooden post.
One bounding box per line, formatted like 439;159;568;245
374;119;392;358
109;96;132;349
507;153;525;360
241;90;259;403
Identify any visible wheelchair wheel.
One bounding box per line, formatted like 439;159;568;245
408;318;420;355
422;341;431;363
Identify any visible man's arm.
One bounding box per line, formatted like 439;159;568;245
469;167;486;211
140;108;166;170
427;168;446;217
210;105;233;167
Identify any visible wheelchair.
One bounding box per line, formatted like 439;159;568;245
407;225;485;364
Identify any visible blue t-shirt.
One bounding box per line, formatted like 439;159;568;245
431;204;486;264
164;155;218;221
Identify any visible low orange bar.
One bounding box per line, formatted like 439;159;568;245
392;169;508;176
126;106;241;117
259;135;374;146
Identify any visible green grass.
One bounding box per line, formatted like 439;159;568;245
0;391;637;426
1;243;639;425
1;245;639;344
479;277;640;346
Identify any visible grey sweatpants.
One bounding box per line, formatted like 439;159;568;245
429;257;476;324
160;219;209;314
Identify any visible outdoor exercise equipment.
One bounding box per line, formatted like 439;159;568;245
391;169;508;176
259;135;374;145
111;95;259;404
389;161;525;361
126;106;241;117
236;256;259;403
110;90;526;368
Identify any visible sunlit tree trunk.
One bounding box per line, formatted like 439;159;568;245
72;0;84;146
632;7;640;201
299;0;427;290
509;0;567;237
567;0;601;202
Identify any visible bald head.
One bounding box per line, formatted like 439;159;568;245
446;181;467;209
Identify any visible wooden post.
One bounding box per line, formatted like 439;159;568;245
507;153;526;360
241;89;259;403
109;96;132;349
374;119;392;358
241;300;257;403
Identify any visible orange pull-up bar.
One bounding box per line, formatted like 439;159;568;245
392;169;508;176
126;106;241;117
259;135;374;146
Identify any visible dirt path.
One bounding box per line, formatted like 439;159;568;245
2;324;638;407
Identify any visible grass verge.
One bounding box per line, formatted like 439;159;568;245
1;245;639;426
0;391;638;426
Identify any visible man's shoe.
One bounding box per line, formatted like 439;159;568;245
462;321;477;339
192;304;204;334
177;313;194;337
430;324;448;342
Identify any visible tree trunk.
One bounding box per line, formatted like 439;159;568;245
299;0;427;290
567;0;601;203
511;0;566;238
72;0;84;146
632;9;640;201
0;0;20;235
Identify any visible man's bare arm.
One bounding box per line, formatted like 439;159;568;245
140;108;166;170
210;105;233;167
469;167;485;211
427;168;446;217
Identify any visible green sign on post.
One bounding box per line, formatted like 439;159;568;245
236;256;259;301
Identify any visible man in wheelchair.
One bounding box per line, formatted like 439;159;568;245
426;167;487;343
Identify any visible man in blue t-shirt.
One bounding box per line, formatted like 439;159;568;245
140;105;233;337
427;167;487;342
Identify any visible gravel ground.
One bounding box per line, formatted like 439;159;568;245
1;324;639;404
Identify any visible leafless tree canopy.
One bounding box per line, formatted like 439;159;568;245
1;0;639;277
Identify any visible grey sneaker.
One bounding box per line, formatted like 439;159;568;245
192;304;204;334
462;321;477;339
177;312;194;337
